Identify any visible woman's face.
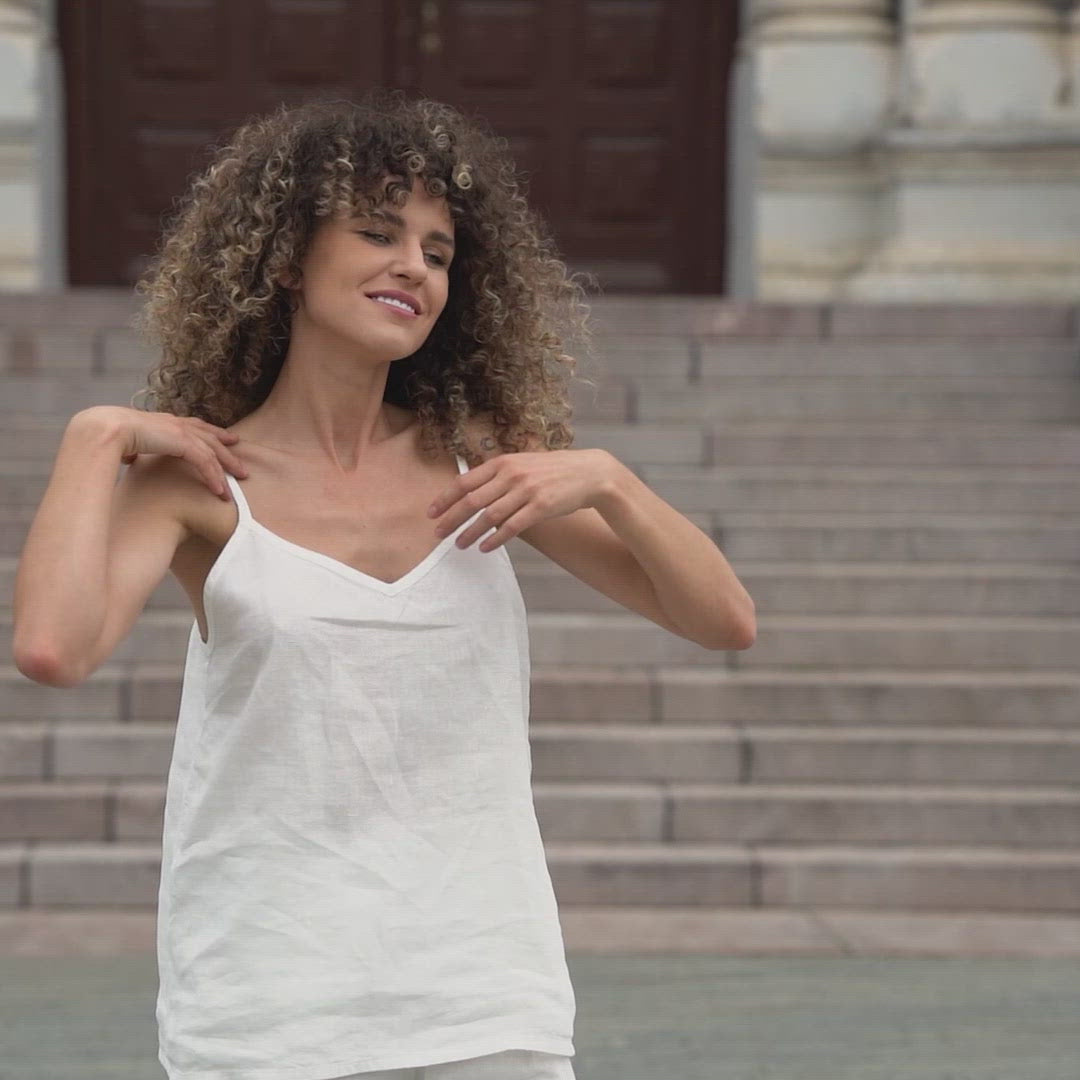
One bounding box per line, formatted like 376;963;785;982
288;174;455;361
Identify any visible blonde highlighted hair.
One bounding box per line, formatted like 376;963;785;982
130;88;602;465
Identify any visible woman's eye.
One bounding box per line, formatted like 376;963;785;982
360;231;447;267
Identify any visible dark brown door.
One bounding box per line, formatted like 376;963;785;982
59;0;736;292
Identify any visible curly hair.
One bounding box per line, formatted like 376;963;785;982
129;88;602;466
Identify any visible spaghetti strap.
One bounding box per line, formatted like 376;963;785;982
454;452;468;475
222;472;253;524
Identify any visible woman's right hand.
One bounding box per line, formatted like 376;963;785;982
73;405;248;499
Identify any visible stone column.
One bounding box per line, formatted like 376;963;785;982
846;0;1080;299
748;0;899;299
0;0;54;290
909;0;1066;125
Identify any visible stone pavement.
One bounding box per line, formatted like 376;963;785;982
3;950;1079;1080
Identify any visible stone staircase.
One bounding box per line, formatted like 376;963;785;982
2;291;1080;958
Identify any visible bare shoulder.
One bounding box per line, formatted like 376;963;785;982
120;451;225;550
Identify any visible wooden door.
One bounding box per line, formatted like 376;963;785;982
59;0;736;292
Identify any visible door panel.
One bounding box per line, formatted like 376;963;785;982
59;0;735;291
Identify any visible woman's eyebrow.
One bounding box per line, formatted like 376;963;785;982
364;209;455;251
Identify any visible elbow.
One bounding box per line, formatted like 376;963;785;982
708;625;755;651
708;605;756;651
13;645;83;688
735;607;758;649
734;596;757;649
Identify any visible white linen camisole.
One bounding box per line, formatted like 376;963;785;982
155;452;576;1080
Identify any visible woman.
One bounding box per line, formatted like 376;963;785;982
139;88;604;1080
14;88;755;1080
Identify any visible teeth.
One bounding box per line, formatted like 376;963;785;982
373;296;416;314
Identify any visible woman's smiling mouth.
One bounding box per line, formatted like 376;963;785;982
366;291;421;317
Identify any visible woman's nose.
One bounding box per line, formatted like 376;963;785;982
392;244;428;280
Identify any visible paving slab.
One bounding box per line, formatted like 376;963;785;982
2;952;1078;1080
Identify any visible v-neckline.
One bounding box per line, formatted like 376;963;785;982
224;453;473;597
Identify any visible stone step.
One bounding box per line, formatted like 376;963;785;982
528;612;1080;670
728;563;1080;617
5;905;1078;957
519;513;1080;565
697;338;1080;379
728;614;1080;672
2;721;1076;787
6;610;1080;671
530;723;1080;786
3;773;1079;847
1;326;153;377
533;667;1080;728
545;842;1080;914
579;335;1080;382
0;289;141;330
0;375;147;417
709;511;1080;563
3;840;1077;914
5;556;1079;618
9;415;1080;469
0;370;628;421
5;378;1080;435
637;379;1080;421
738;563;1080;617
22;326;1080;382
542;780;1080;847
691;421;1080;467
5;294;1070;335
4;664;1078;728
5;508;1077;563
7;459;1080;513
554;903;1080;956
583;300;1078;338
639;464;1080;514
576;419;1080;468
511;561;1080;617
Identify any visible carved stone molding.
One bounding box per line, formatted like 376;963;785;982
751;0;896;43
843;124;1080;299
909;0;1068;124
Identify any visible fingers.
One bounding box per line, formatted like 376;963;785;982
118;417;245;502
191;427;247;501
192;439;230;500
190;419;242;450
199;421;247;480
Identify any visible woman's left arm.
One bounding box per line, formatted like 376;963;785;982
589;450;756;651
431;435;756;651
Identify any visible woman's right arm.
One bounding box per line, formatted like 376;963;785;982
12;406;244;687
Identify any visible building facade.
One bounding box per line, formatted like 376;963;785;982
3;0;1080;299
746;0;1080;299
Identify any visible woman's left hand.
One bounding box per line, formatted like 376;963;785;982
428;448;614;553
